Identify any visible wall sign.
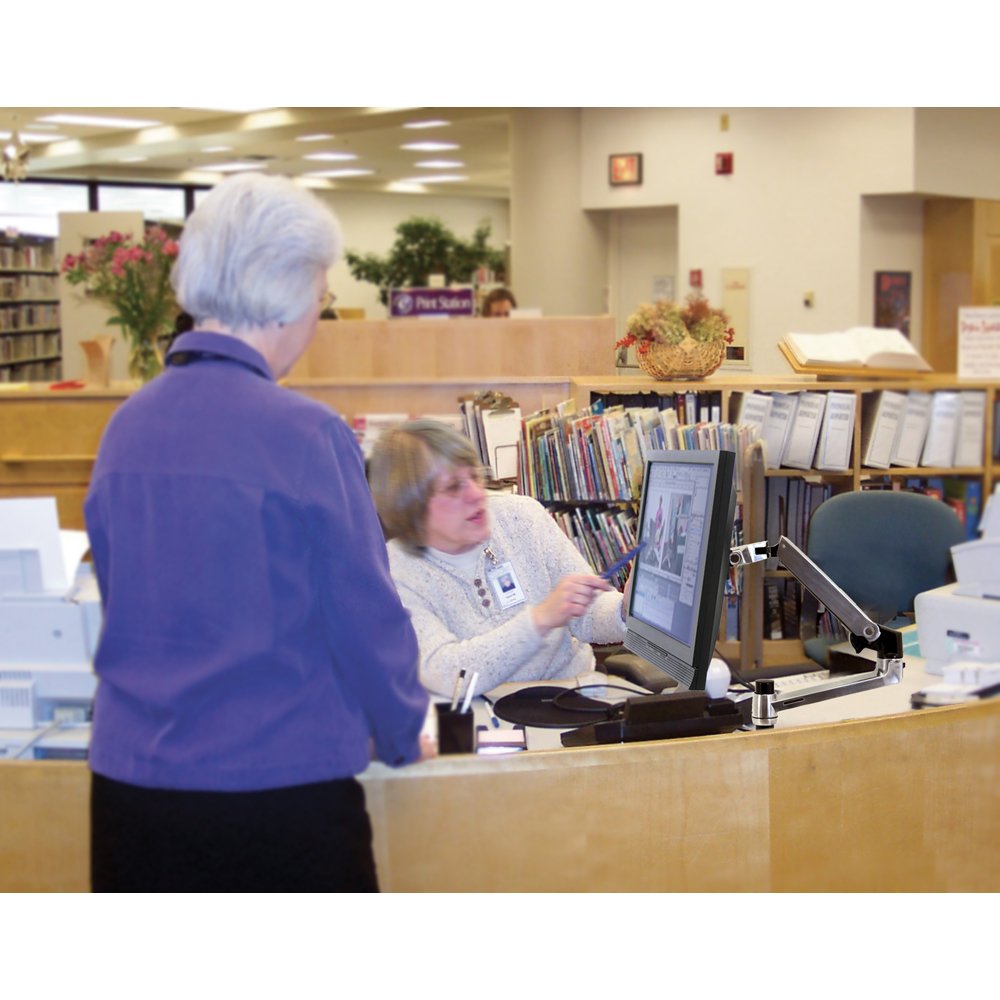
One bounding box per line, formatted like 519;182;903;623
958;307;1000;379
389;287;475;318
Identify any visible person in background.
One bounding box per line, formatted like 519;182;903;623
85;173;431;893
368;420;628;697
481;287;517;317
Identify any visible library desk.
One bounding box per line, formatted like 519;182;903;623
3;662;998;892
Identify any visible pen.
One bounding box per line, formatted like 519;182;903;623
600;541;646;581
449;668;467;711
460;671;479;714
482;695;500;728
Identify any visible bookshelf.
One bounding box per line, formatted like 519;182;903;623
0;234;62;383
569;374;1000;672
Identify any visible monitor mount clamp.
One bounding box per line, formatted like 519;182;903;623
729;536;905;728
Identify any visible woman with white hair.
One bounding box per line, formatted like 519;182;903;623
85;173;430;892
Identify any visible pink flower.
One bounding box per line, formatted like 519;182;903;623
163;240;179;256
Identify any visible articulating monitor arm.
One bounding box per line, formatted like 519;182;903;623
729;536;905;727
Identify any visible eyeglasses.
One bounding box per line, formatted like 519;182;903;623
319;290;337;311
434;466;490;499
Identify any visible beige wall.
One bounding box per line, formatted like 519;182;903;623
510;109;609;317
569;108;1000;374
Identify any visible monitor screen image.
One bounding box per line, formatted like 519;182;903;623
624;449;737;690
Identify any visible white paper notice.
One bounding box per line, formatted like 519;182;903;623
958;307;1000;379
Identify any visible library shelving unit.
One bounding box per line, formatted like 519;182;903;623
570;374;1000;672
0;234;62;383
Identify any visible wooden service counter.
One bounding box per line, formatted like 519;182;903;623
3;694;999;892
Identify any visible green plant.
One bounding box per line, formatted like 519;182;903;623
345;217;505;306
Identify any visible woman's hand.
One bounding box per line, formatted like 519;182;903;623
531;573;614;636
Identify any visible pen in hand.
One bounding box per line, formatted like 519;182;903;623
600;541;646;581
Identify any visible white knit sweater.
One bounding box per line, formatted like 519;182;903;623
386;493;627;697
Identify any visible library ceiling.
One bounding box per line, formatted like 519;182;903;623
0;108;511;198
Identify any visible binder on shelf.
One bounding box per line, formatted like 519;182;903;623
760;392;798;470
732;391;773;441
953;391;986;468
860;390;907;469
781;391;826;470
920;391;960;468
889;390;932;467
815;391;856;472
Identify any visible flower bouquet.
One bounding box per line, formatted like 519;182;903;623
62;227;180;382
616;294;735;380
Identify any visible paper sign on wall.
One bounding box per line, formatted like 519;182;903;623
958;307;1000;379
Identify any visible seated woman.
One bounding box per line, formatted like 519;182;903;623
369;420;628;696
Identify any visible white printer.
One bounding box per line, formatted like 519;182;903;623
915;484;1000;677
0;498;100;733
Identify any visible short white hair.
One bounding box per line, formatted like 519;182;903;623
172;173;341;329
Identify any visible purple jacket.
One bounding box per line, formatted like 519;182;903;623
85;331;426;791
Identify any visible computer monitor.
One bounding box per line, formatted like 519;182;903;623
624;449;737;690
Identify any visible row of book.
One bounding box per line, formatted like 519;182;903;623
549;503;637;589
519;400;761;503
0;358;61;382
764;579;803;641
732;390;856;472
0;332;61;363
0;303;60;333
0;273;58;302
591;389;724;428
0;243;55;272
861;389;986;469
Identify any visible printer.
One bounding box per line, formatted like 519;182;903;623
0;498;100;733
915;484;1000;677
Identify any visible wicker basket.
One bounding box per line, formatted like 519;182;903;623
636;335;726;381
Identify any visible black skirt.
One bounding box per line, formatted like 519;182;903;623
90;772;378;892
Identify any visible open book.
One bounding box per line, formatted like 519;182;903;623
782;327;931;371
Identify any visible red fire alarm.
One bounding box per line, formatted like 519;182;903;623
715;152;733;175
689;269;703;288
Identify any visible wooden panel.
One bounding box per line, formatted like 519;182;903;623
769;702;1000;891
4;699;999;892
291;316;618;379
0;762;89;892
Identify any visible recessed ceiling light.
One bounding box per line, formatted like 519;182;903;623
387;181;427;193
398;174;467;184
203;162;262;173
118;156;148;163
414;159;464;169
37;113;163;129
404;119;450;129
201;145;232;153
296;133;335;142
303;152;358;162
304;168;374;179
401;141;459;152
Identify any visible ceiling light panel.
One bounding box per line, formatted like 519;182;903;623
304;168;374;179
37;114;163;129
404;119;451;129
303;152;358;162
414;160;464;169
401;142;459;152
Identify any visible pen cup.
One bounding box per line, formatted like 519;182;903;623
435;703;475;755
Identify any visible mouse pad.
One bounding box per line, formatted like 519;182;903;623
492;686;614;729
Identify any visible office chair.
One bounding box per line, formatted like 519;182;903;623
801;490;965;667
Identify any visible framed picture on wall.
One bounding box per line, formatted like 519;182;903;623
609;153;642;186
874;271;911;338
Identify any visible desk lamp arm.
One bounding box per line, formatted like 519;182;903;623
729;536;905;727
